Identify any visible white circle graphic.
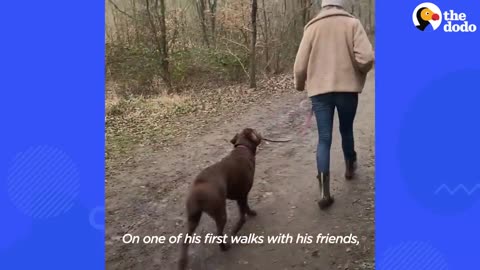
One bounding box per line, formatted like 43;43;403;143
412;3;442;31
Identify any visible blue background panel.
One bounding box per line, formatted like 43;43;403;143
0;1;105;269
377;1;480;269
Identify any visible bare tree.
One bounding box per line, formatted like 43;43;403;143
195;0;210;47
208;0;218;46
106;0;374;95
249;0;258;88
145;0;172;92
300;0;310;26
261;0;270;72
358;3;362;25
369;0;374;34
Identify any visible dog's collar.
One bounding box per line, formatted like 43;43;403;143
235;144;255;154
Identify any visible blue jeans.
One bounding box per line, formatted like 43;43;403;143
311;92;358;174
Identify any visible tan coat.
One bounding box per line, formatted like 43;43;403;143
293;7;374;97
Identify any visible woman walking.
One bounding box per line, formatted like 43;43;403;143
294;0;374;209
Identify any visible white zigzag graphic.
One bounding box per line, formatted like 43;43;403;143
434;184;480;196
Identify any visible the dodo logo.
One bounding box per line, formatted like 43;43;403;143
412;3;442;31
413;2;477;33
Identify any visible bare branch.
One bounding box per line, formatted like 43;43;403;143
224;47;250;79
221;37;249;51
107;0;134;20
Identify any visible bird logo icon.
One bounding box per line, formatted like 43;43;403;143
412;3;442;31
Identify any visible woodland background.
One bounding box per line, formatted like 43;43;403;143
105;0;374;169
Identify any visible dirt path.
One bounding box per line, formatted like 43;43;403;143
106;72;375;270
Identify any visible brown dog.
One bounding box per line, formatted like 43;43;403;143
178;128;262;270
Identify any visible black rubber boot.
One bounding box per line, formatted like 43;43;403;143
317;173;334;209
345;160;357;180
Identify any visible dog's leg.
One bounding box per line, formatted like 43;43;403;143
214;207;230;251
232;198;251;235
244;198;257;217
178;211;201;270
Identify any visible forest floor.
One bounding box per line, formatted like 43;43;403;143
105;71;375;270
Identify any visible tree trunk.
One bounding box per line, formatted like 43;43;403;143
145;0;172;92
261;0;270;72
208;0;217;47
196;0;210;47
249;0;258;89
369;0;374;33
131;0;140;44
156;0;171;89
358;3;362;25
301;0;309;26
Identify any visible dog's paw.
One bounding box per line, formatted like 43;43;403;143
318;197;334;210
246;209;257;217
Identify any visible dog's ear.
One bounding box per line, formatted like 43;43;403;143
230;133;239;145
